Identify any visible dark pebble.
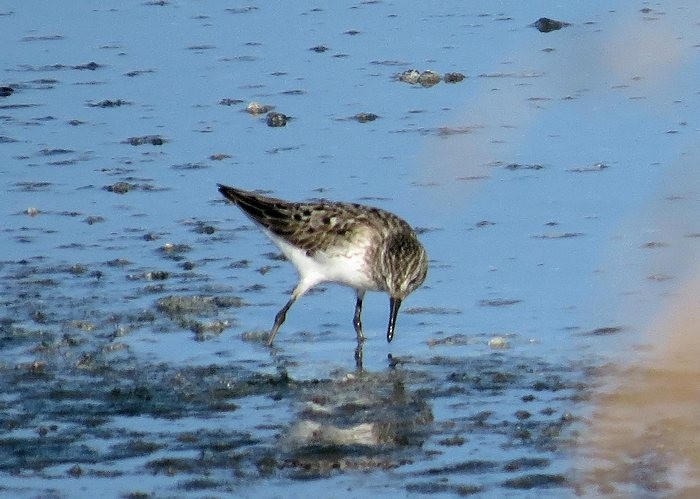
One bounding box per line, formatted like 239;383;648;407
209;153;231;161
73;61;101;70
583;326;623;336
125;135;165;146
531;18;571;33
352;112;379;123
398;69;420;84
194;224;216;235
478;299;522;307
84;216;105;225
418;70;441;87
503;457;550;472
88;99;130;108
147;270;170;280
443;72;465;83
476;220;495;228
104;182;133;194
266;112;288;127
503;473;567;489
219;98;243;106
505;163;544;170
67;464;83;477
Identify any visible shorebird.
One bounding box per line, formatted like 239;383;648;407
218;184;428;346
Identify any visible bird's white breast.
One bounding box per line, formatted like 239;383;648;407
266;229;379;291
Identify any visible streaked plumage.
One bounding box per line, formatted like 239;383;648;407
218;184;428;346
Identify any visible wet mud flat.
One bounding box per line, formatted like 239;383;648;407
1;257;591;497
2;1;697;496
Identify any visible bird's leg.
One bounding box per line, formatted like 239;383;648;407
353;290;365;343
268;297;296;346
268;279;315;346
354;341;364;372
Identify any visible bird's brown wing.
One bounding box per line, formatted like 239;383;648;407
218;184;376;253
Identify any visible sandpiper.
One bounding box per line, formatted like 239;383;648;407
218;184;428;346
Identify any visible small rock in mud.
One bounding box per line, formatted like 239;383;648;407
266;112;288;127
406;483;483;495
156;295;244;316
479;299;522;307
124;135;166;146
14;181;52;192
143;232;161;241
502;473;567;489
437;436;465;446
641;241;667;249
437;126;478;137
87;99;130;108
568;162;609;173
443;72;465;83
397;69;420;84
647;273;672;282
219;98;244;106
193;222;216;235
83;215;105;225
488;336;509;349
351;112;379;123
426;334;472;348
395;69;441;87
67;464;83;477
159;243;192;255
38;147;73;156
246;102;272;115
191;319;230;340
531;18;571;33
144;270;170;281
514;410;531;420
67;320;96;332
209;153;231;161
504;163;544;171
104;182;134;194
418;70;441;87
124;68;155;77
73;61;102;70
285;420;378;447
532;232;583;239
404;306;461;315
503;457;550;472
582;326;623;336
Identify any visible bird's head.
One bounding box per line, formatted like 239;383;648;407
380;231;428;342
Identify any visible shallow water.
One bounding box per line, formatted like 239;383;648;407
1;1;698;497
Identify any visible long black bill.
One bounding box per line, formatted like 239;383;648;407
387;297;402;343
